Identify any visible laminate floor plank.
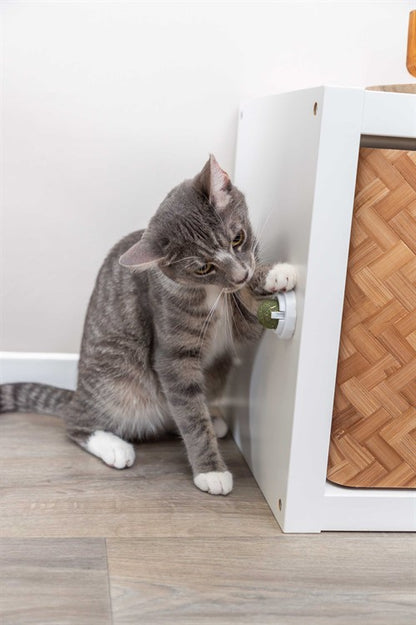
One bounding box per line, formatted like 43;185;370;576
106;535;416;625
0;413;279;538
1;413;414;625
0;538;112;625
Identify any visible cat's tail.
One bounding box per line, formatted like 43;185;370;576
0;383;74;417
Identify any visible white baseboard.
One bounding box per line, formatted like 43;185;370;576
0;352;79;390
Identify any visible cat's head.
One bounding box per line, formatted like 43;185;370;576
119;155;256;292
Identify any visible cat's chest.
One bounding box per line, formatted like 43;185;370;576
202;286;233;367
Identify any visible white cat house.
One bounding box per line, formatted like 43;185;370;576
229;86;416;533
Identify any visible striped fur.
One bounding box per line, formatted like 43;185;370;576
0;383;73;416
0;156;296;493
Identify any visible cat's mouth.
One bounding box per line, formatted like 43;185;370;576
224;268;254;293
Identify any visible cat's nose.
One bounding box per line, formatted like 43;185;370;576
234;270;249;285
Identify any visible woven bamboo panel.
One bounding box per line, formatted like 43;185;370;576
327;147;416;488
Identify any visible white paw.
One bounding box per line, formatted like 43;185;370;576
193;471;233;495
264;263;297;293
84;431;136;469
211;415;229;439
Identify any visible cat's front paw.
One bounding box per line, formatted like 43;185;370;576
264;263;297;293
193;471;233;495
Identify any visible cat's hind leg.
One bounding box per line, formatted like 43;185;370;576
205;354;232;439
210;406;229;439
64;395;136;469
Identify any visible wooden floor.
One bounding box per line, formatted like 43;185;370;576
0;413;415;625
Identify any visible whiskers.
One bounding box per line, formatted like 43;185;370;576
196;288;240;364
252;207;278;263
224;293;238;359
230;292;246;323
197;287;225;353
255;213;273;247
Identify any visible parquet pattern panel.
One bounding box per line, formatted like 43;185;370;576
327;148;416;488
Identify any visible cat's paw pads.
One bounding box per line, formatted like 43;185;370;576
211;415;229;439
264;263;297;293
85;431;136;469
193;471;233;495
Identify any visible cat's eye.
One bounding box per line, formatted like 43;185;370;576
195;263;214;275
232;230;245;248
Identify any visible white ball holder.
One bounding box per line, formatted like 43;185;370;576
271;290;297;339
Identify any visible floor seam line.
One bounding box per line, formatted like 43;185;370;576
104;537;115;625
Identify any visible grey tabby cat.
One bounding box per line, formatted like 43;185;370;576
0;156;296;495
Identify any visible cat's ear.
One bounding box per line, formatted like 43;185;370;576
119;234;164;269
194;154;232;210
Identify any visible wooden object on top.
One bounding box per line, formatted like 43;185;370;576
327;147;416;488
407;10;416;77
366;85;416;94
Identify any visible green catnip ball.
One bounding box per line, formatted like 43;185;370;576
257;299;280;330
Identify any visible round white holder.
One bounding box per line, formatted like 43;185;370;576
271;290;297;339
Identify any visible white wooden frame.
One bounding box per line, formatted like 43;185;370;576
230;86;416;532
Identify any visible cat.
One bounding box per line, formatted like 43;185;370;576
0;155;296;495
